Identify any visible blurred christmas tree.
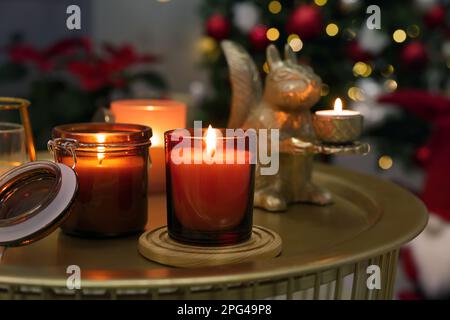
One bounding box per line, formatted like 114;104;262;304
198;0;449;168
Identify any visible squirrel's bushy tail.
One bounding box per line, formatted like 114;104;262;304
221;40;262;128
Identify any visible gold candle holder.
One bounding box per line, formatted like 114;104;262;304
0;97;36;161
313;98;363;144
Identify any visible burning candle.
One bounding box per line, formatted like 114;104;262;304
110;100;187;193
165;126;255;246
313;98;363;144
49;123;152;237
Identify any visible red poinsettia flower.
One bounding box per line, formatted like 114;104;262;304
43;37;92;58
103;43;158;73
67;59;112;91
7;37;93;73
8;44;53;72
67;43;158;91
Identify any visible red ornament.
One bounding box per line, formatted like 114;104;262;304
346;41;372;62
286;4;323;40
401;41;428;70
414;145;431;168
206;14;231;41
249;25;269;51
424;5;446;28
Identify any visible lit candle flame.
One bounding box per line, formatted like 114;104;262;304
151;135;162;147
205;125;216;158
97;134;106;164
334;98;343;113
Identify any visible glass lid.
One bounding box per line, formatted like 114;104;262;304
52;122;152;145
0;161;78;247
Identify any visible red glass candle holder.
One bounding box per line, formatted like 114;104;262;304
165;128;255;246
48;123;152;237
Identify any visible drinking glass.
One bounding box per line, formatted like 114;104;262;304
0;122;27;176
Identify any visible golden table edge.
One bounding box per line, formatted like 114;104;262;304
0;159;428;294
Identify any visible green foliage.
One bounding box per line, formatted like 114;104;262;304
365;111;431;169
128;71;169;91
0;63;27;83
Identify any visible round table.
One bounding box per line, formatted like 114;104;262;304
0;164;428;300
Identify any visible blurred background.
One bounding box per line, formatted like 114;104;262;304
0;0;449;299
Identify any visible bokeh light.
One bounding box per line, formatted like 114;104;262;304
326;23;339;37
353;61;372;77
407;25;420;38
393;29;407;43
268;1;282;14
347;87;365;101
266;27;280;41
384;79;398;92
381;64;394;77
198;37;219;60
289;36;303;52
379;155;393;170
314;0;328;6
263;61;270;74
321;83;330;96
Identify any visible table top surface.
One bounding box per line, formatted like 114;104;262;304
0;163;428;288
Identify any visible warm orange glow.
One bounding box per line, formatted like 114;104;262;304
96;134;106;143
151;135;162;147
205;125;216;157
334;98;343;113
96;134;106;164
110;99;187;192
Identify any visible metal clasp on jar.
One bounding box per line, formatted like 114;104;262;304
47;138;79;169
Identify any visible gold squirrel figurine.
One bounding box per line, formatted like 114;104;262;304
222;40;332;212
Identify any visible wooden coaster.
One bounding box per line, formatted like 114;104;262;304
138;226;282;268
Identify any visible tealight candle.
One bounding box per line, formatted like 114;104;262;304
165;126;255;246
313;98;363;144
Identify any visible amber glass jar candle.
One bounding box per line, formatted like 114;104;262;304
165;127;255;246
49;123;152;237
